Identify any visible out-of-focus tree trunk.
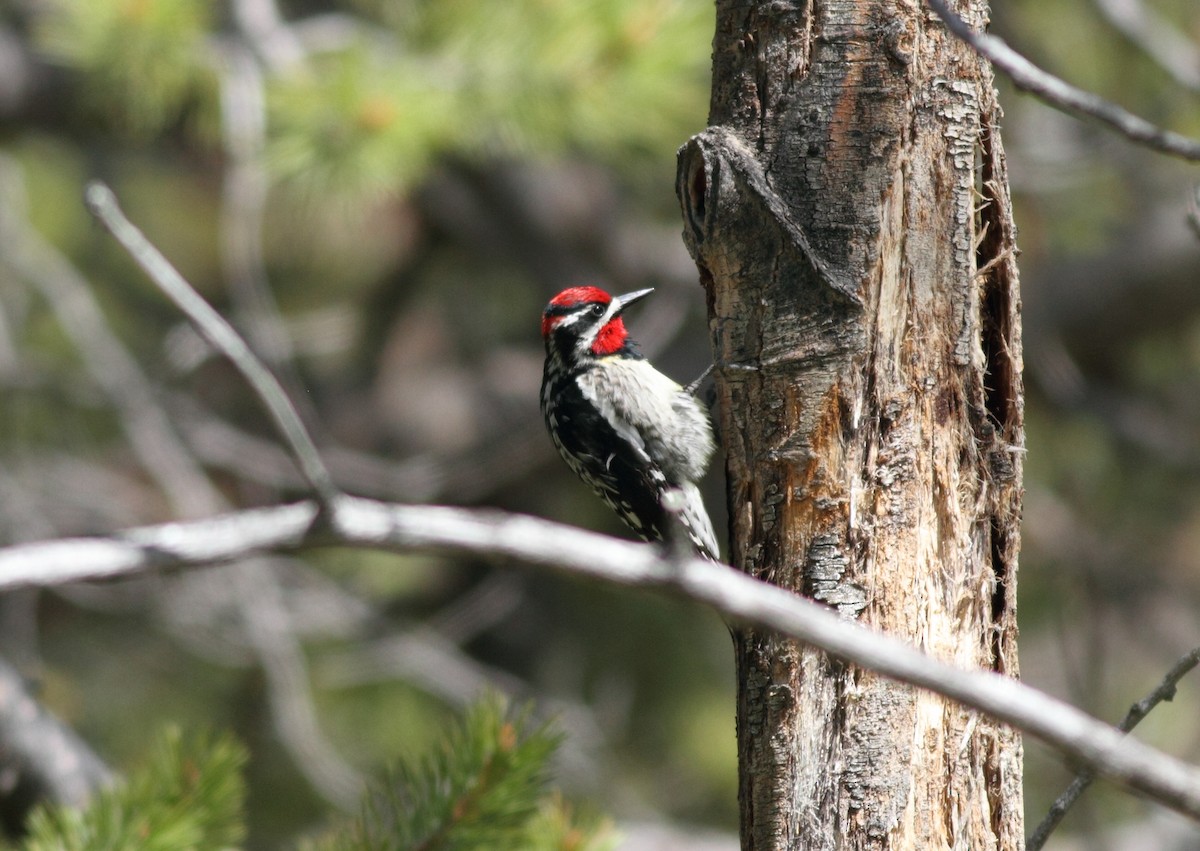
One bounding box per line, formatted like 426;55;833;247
677;1;1024;848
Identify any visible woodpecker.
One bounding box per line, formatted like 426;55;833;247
540;286;718;559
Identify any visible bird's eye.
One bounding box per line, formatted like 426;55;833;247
590;304;605;316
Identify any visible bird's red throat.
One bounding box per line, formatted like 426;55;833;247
590;318;628;356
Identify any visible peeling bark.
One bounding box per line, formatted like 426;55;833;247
677;1;1024;848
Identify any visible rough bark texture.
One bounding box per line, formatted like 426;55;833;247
676;1;1024;848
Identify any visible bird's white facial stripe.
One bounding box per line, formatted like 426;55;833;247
555;308;590;330
575;301;621;357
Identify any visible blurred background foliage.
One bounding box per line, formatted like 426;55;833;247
0;0;1198;847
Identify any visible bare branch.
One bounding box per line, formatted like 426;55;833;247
233;561;363;807
230;0;308;72
1121;647;1200;733
1028;645;1200;850
5;166;365;806
1189;185;1200;243
82;182;341;507
1093;0;1200;92
3;498;1200;823
215;44;296;368
927;0;1200;161
172;394;447;500
0;656;112;828
0;292;22;381
0;158;220;517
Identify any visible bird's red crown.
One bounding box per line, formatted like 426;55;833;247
541;286;614;342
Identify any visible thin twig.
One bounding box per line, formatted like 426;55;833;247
231;0;308;73
0;294;22;381
0;656;113;816
1121;648;1200;735
210;39;329;434
173;393;446;500
3;497;1200;823
83;182;342;507
1189;185;1200;243
926;0;1200;162
233;560;363;807
79;182;365;804
215;44;297;369
1028;645;1200;849
684;363;713;395
0;156;221;519
1093;0;1200;92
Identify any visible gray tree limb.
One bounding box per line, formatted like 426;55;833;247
2;497;1200;824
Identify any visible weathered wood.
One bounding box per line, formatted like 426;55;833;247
677;1;1024;848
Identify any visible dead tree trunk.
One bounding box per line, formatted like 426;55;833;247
677;1;1024;848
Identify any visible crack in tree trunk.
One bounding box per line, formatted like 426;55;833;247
677;1;1024;847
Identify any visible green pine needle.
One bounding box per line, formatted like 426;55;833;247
18;727;247;851
34;0;709;198
306;695;612;851
4;707;609;850
36;0;212;135
268;47;454;200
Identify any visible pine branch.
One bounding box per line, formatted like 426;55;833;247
305;697;606;851
18;728;246;851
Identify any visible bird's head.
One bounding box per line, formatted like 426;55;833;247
541;286;653;363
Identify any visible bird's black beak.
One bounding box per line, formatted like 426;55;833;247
613;288;654;314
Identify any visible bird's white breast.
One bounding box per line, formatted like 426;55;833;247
577;357;714;482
